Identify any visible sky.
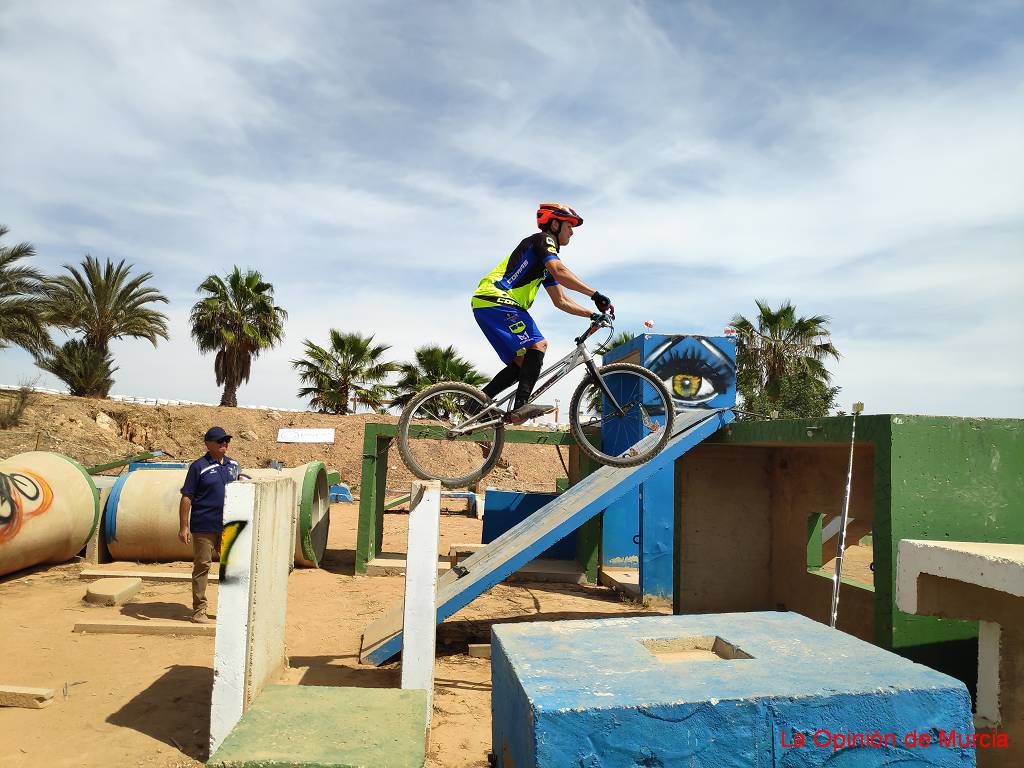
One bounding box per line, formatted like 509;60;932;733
1;0;1022;418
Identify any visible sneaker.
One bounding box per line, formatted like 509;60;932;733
505;403;555;425
191;613;212;625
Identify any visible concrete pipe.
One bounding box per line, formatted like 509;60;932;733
105;463;330;567
0;451;99;578
247;462;330;568
105;469;193;562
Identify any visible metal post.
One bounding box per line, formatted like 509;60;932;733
830;402;864;628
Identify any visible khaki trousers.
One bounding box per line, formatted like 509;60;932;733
192;532;221;618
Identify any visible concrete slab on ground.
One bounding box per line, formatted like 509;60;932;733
208;685;427;768
84;577;142;606
79;567;219;583
599;567;640;599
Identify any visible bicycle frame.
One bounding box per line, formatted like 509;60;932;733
447;319;621;435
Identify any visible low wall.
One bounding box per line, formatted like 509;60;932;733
209;477;294;754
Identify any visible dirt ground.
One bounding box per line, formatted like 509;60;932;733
0;501;666;768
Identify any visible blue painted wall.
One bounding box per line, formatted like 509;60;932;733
601;334;738;598
492;612;974;768
482;489;574;560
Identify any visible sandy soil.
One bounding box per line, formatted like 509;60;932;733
0;502;666;768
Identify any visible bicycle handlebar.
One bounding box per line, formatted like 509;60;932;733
574;310;615;345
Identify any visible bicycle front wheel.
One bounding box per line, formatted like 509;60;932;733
569;362;674;467
396;381;505;488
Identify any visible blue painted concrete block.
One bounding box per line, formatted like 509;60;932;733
482;489;574;560
600;333;738;599
492;612;974;767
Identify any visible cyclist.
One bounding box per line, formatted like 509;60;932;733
471;202;613;424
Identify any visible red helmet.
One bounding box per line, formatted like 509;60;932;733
536;202;583;229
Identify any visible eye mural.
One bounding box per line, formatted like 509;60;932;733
0;469;54;544
645;335;737;410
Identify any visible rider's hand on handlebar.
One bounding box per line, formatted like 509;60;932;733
591;291;612;313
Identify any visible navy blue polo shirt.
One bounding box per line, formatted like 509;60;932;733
180;453;239;533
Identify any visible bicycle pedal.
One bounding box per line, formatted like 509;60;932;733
452;564;470;578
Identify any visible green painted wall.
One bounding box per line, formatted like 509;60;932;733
888;415;1024;647
708;414;1023;650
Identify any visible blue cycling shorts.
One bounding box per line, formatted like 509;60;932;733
473;306;544;364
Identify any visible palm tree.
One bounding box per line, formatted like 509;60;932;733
0;226;54;356
391;344;487;410
292;330;397;414
36;339;117;397
191;268;287;407
45;254;169;355
730;300;839;396
730;300;840;417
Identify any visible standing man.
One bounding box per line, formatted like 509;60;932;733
178;426;239;624
471;203;613;423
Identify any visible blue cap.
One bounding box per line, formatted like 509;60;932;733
203;426;231;442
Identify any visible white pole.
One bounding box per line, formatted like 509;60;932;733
830;402;864;629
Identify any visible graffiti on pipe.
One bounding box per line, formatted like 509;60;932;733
219;520;248;582
0;469;54;544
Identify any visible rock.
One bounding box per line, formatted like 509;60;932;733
95;412;117;432
239;429;259;441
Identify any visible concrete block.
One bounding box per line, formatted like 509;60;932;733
208;685;426;768
898;539;1024;764
210;478;294;755
0;685;55;709
84;576;142;606
492;612;974;767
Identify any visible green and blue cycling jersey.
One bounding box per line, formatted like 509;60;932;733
471;231;560;310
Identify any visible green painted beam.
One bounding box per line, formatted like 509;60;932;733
86;450;165;474
355;424;393;573
355;422;580;574
806;512;824;569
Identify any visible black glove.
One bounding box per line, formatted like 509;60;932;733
591;291;612;312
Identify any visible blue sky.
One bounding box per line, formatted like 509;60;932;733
1;1;1021;417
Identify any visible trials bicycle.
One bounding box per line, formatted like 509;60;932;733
396;312;675;488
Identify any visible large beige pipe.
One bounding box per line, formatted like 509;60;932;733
105;468;192;561
105;463;330;567
247;462;330;567
0;451;99;577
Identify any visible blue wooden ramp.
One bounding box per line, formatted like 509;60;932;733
359;408;735;666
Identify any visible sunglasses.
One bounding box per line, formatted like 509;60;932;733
215;437;231;445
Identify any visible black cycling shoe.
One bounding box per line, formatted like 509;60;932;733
505;403;555;425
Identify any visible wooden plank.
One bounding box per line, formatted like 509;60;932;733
360;409;733;665
80;569;218;583
365;554;451;577
73;620;215;637
0;685;55;709
400;481;442;721
467;644;491;659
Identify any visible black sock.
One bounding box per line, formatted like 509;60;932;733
483;363;521;400
514;349;544;409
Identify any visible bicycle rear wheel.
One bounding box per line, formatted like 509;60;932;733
569;362;674;467
396;381;505;488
